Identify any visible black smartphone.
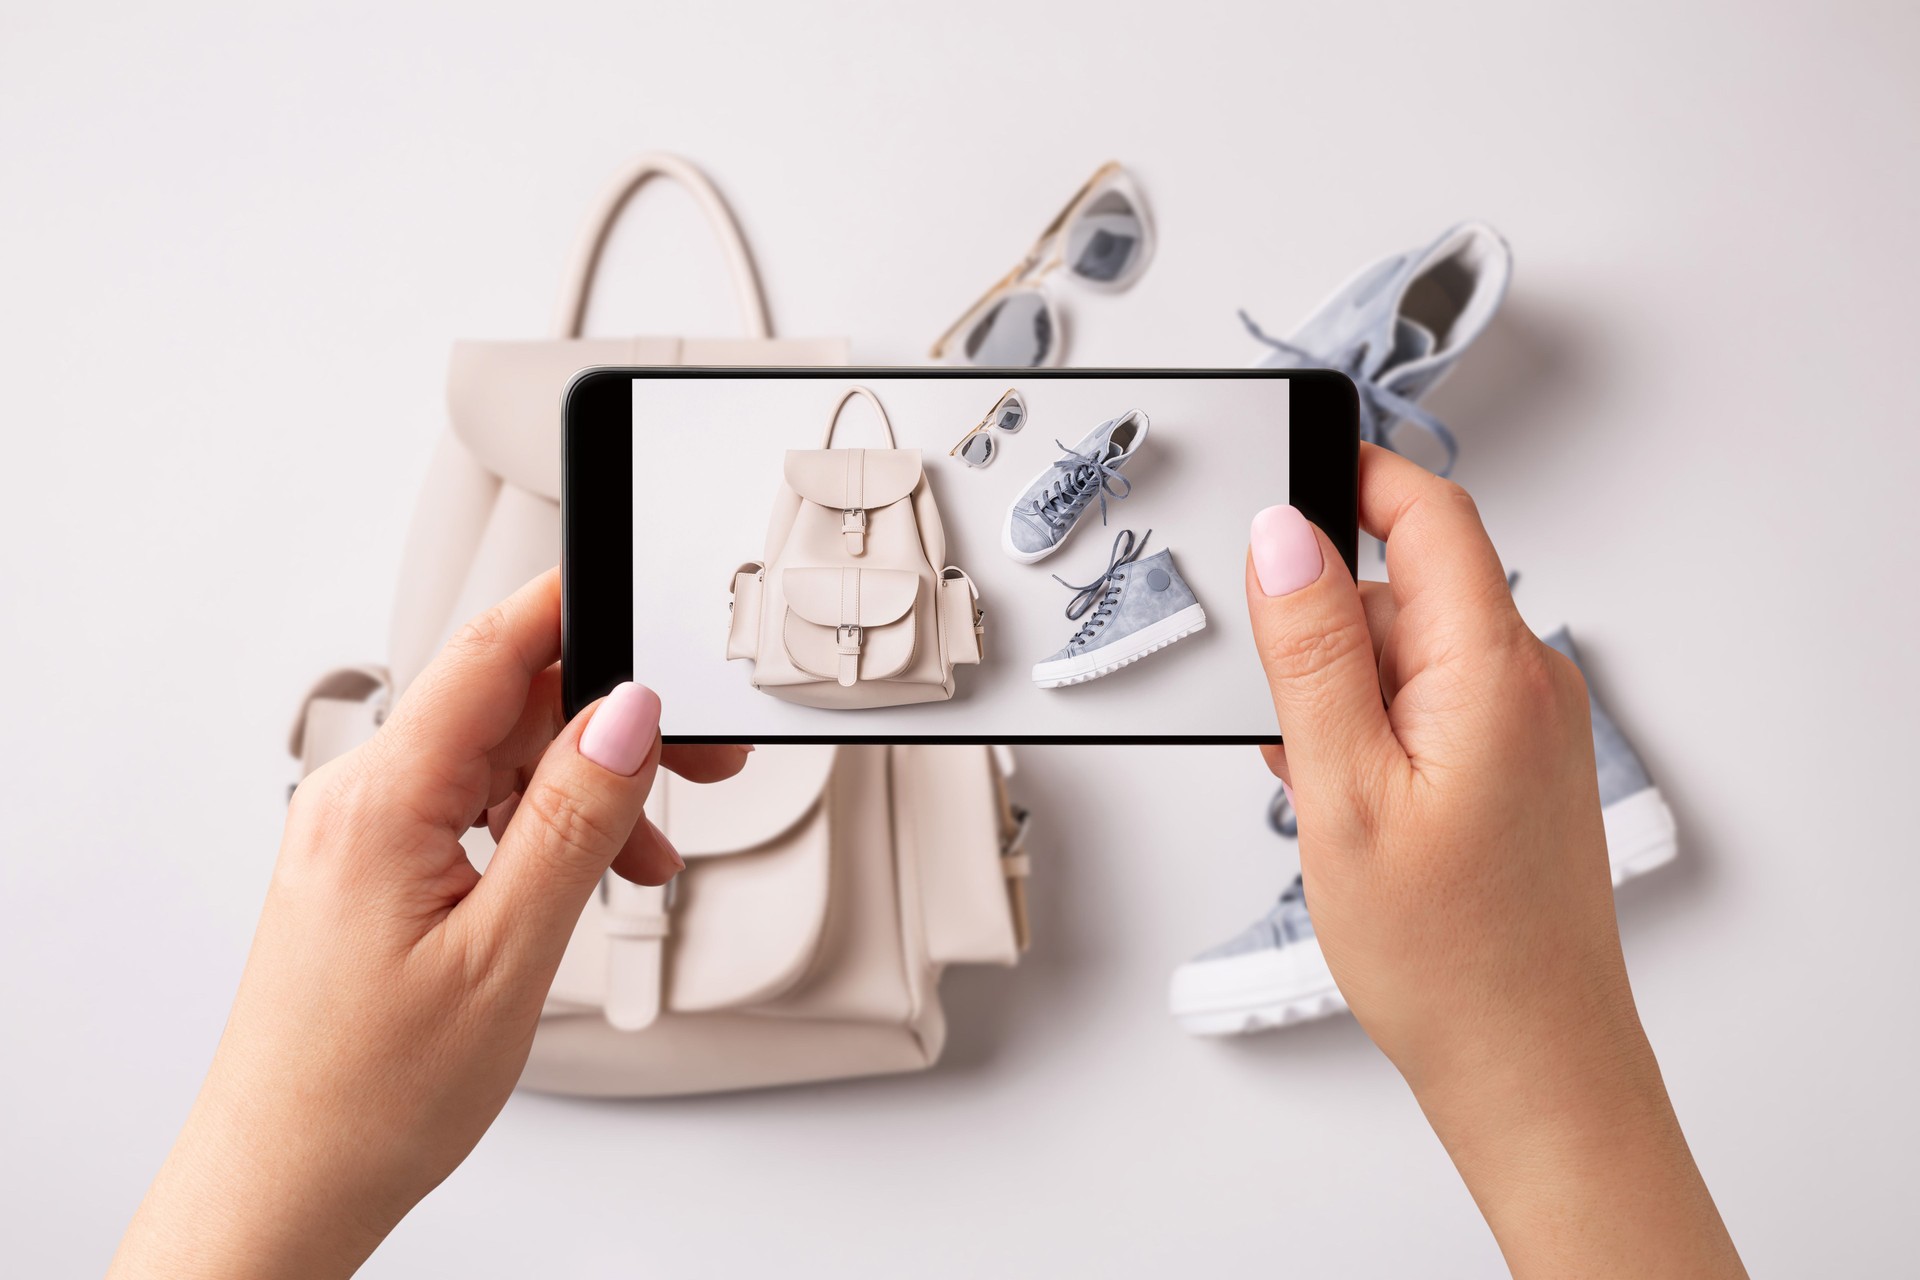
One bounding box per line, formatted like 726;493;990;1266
564;367;1357;744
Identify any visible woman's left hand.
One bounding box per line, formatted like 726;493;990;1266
111;569;748;1279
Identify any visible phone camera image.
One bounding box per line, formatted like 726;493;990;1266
566;369;1355;742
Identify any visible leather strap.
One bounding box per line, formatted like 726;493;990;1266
835;567;864;687
997;780;1033;954
554;153;772;341
820;385;897;449
287;665;392;780
835;627;863;687
600;781;682;1030
602;876;671;1030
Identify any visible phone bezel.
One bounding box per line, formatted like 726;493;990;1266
563;366;1358;743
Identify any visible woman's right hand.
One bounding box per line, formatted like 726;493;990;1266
1245;443;1744;1278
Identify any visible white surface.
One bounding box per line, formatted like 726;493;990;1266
633;374;1287;736
3;1;1918;1274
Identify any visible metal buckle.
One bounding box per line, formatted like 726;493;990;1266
836;624;863;650
1002;805;1032;859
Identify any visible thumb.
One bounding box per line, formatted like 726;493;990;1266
460;682;666;970
1247;505;1402;809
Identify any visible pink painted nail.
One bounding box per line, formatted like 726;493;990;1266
579;682;661;777
1251;505;1323;597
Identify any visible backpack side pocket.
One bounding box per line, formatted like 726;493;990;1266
939;567;983;665
727;562;765;661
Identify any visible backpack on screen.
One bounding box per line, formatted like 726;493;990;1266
725;385;984;709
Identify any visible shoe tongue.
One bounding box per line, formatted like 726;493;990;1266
1388;316;1436;370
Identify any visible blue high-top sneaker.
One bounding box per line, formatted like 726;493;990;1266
1030;529;1206;688
1003;410;1148;564
1239;222;1512;475
1172;622;1676;1037
1169;875;1339;1036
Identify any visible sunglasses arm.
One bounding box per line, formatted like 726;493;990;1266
948;421;990;456
929;256;1040;360
926;160;1124;360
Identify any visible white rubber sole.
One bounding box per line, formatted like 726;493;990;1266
1031;604;1206;688
1169;934;1346;1036
1602;785;1678;886
1001;515;1066;565
1169;787;1678;1038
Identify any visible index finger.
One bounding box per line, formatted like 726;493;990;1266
1360;444;1519;634
376;570;564;817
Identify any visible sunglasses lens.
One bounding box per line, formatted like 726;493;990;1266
963;291;1053;366
960;433;996;467
1065;190;1145;285
996;396;1025;432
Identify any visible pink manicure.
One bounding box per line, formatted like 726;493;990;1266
1251;505;1323;597
579;682;662;776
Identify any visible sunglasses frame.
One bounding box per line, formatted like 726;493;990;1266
949;387;1026;467
929;161;1156;366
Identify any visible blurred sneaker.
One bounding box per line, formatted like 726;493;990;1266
1174;624;1675;1037
1543;625;1678;885
1031;530;1206;688
1003;409;1148;563
1239;222;1512;475
1169;875;1340;1036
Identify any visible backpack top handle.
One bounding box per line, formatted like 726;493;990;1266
554;152;773;341
821;385;898;449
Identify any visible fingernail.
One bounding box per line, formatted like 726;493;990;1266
579;682;661;776
1251;505;1323;597
1281;780;1295;808
650;819;686;871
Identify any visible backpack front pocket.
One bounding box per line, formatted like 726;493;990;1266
781;566;920;687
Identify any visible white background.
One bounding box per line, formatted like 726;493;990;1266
3;1;1917;1274
633;375;1288;737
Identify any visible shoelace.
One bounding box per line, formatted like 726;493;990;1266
1238;309;1460;477
1014;432;1135;538
1052;528;1150;646
1268;782;1298;838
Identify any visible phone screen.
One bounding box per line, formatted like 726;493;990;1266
624;371;1301;742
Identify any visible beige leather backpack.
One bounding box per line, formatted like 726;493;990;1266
289;154;1031;1097
531;742;1030;1096
726;385;985;708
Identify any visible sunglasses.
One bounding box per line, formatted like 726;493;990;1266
950;388;1027;468
930;161;1154;367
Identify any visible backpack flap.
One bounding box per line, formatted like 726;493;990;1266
586;746;838;1030
781;567;919;687
782;449;923;555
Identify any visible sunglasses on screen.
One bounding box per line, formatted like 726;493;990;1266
949;388;1027;467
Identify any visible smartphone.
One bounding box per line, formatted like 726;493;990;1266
564;367;1357;744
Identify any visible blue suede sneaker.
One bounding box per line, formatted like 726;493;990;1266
1173;622;1676;1037
1239;221;1512;475
1542;625;1677;883
1003;409;1148;563
1031;529;1205;687
1168;875;1339;1035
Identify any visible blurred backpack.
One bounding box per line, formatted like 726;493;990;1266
287;154;1031;1096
